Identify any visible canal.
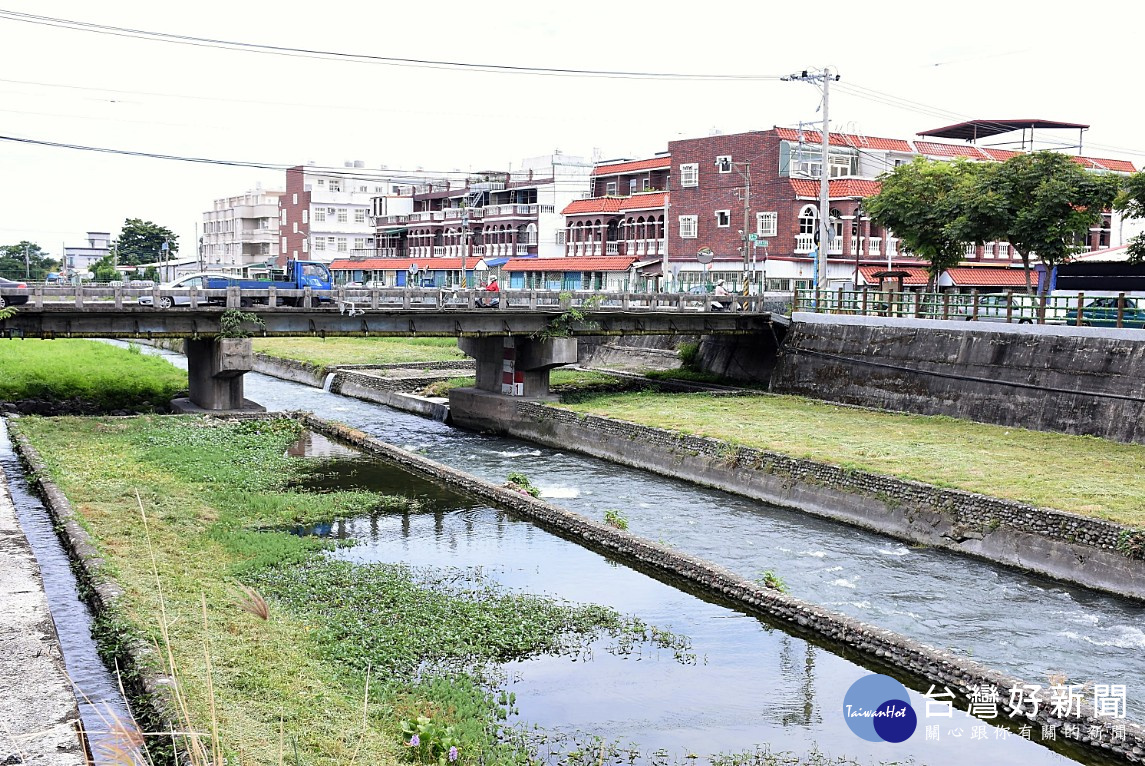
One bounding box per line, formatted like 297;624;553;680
4;342;1140;764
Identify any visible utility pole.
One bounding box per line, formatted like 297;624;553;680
722;159;751;291
783;67;840;291
24;244;30;280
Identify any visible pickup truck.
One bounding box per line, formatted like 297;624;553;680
204;261;333;307
140;261;333;308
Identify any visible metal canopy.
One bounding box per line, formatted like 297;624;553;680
918;119;1089;142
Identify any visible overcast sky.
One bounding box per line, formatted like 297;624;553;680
3;0;1144;260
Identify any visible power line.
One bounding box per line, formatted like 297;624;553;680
0;8;784;82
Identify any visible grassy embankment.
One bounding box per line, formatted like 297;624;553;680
251;337;466;367
555;390;1145;528
13;415;694;766
0;339;186;409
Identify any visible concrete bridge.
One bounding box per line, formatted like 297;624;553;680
1;287;778;410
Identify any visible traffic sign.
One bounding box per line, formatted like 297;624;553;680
696;247;714;264
748;233;758;242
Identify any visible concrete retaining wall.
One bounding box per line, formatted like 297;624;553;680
302;413;1145;763
771;314;1145;443
448;388;1145;602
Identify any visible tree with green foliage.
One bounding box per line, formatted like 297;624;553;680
864;157;982;290
114;218;178;266
956;151;1122;292
1114;171;1145;264
0;241;59;281
90;254;119;283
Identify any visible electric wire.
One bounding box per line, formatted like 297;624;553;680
0;8;784;82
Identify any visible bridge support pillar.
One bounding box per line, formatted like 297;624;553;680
458;336;577;397
182;337;262;411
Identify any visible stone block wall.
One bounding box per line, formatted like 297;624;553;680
770;316;1145;443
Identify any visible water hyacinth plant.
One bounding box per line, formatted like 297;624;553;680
401;715;462;765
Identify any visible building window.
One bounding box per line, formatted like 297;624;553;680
313;238;325;251
317;179;325;187
301;210;309;224
292;193;298;205
337;209;348;223
359;185;368;192
336;237;347;252
327;237;335;249
354;238;367;250
314;208;326;222
757;212;778;237
330;180;342;192
679;215;698;239
715;210;731;228
798;205;818;236
605;181;618;196
642;178;651;191
680;163;699;188
716;155;733;173
555;231;567;245
354;209;366;224
629;179;638;194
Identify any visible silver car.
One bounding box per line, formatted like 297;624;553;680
137;273;232;309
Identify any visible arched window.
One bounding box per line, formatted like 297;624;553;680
798;205;818;236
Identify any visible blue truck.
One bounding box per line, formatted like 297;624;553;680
203;261;333;307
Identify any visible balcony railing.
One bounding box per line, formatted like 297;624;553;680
795;234;815;254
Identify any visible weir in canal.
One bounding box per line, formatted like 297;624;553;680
6;341;1142;764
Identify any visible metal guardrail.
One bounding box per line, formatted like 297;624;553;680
793;288;1145;329
4;285;771;315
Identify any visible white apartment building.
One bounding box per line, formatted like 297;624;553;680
201;188;282;269
62;231;111;274
281;162;393;264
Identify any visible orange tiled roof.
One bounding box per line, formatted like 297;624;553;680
858;266;930;286
1072;155;1137;173
789;178;882;198
775;127;913;152
503;256;638;272
620;191;668;210
980;148;1021;162
944;266;1028;287
913;141;987;159
592;157;671;176
561;197;625;215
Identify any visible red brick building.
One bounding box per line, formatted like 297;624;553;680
561;126;1137;293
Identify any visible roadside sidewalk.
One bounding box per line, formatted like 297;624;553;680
0;472;86;765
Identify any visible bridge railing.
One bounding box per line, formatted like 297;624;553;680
9;285;773;314
793;288;1140;327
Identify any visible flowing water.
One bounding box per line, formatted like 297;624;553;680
0;422;135;763
8;341;1143;764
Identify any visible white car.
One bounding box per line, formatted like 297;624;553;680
137;273;233;309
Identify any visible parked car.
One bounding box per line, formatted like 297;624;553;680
137;273;232;309
0;276;29;308
956;293;1040;324
1064;296;1145;328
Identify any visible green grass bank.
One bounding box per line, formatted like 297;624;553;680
0;339;186;410
251;337;465;368
554;390;1145;527
11;415;699;766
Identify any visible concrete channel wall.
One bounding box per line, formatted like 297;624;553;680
448;389;1145;601
771;314;1145;444
0;449;87;766
302;413;1145;764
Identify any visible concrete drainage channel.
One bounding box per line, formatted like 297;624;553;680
302;414;1145;763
